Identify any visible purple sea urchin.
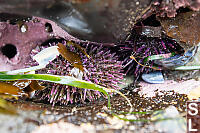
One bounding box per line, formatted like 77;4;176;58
118;26;184;81
30;40;124;106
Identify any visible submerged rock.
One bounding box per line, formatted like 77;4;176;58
159;11;200;51
153;11;200;69
152;106;186;133
139;79;200;97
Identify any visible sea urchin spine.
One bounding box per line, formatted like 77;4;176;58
118;27;184;81
30;40;124;106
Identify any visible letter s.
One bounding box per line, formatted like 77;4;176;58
188;103;198;116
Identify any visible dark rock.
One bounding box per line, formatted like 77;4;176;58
0;0;152;43
151;0;200;17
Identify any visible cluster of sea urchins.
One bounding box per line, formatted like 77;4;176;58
30;40;124;106
117;26;184;81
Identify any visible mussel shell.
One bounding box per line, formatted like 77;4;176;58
154;46;198;69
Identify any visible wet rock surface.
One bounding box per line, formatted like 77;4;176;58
0;1;200;133
159;11;200;51
0;83;189;133
0;0;152;43
0;14;79;72
151;0;200;17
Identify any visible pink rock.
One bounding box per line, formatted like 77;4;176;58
139;79;200;97
0;15;78;71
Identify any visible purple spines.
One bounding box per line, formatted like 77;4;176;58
118;29;183;81
161;41;166;49
168;43;175;48
136;45;146;53
153;47;159;55
31;41;124;106
144;48;150;56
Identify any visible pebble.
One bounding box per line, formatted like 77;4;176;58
142;71;164;84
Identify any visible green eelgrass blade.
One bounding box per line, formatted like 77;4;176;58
0;73;152;122
117;111;152;115
0;72;7;74
175;65;200;70
112;113;150;122
144;52;175;62
0;73;112;108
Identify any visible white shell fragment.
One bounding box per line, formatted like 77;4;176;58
7;46;60;74
32;46;59;66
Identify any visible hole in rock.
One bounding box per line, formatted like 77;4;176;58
45;23;53;33
1;44;17;59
